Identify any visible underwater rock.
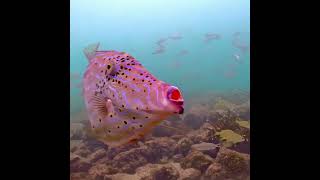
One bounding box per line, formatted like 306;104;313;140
203;162;225;180
217;147;250;175
145;137;177;162
191;142;220;158
187;123;216;144
70;140;83;153
87;148;107;164
70;123;86;140
70;172;91;180
72;141;91;158
70;153;92;172
172;154;184;162
105;163;181;180
230;140;250;154
179;168;201;180
88;164;118;179
112;146;151;173
181;150;214;173
106;143;140;160
175;137;194;156
104;173;138;180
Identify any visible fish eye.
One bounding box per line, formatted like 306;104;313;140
167;86;182;101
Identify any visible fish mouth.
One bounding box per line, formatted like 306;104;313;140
178;107;184;114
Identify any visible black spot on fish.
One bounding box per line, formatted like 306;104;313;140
125;75;128;78
122;105;125;108
131;64;135;65
140;73;143;76
129;69;131;71
124;121;127;124
99;119;101;122
101;70;103;73
133;78;135;81
145;116;148;119
110;115;113;117
149;83;152;85
117;126;120;128
139;124;143;127
107;65;111;69
112;79;115;82
142;79;144;82
122;73;124;75
120;66;123;69
146;75;149;78
108;130;111;133
125;85;127;88
119;109;122;112
125;68;128;70
127;63;130;65
136;107;139;110
113;94;115;97
118;81;121;84
132;117;136;120
92;126;95;128
108;78;111;81
143;89;146;92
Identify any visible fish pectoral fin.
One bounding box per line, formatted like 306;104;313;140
90;94;112;117
83;42;100;62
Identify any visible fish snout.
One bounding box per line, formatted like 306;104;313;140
178;106;184;114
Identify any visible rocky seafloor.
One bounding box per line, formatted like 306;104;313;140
70;94;250;180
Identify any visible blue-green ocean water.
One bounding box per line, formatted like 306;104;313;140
70;0;250;116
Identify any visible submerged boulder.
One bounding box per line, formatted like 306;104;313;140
70;153;91;173
181;150;214;172
217;148;250;175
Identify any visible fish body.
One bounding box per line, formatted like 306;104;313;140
82;43;184;147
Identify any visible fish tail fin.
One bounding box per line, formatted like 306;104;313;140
83;42;100;62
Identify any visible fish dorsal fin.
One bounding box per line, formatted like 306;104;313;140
89;93;114;117
83;42;100;62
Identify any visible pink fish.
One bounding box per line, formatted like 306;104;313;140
82;43;184;147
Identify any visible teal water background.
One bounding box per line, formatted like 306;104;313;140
70;0;250;115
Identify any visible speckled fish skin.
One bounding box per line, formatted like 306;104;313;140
82;43;184;147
